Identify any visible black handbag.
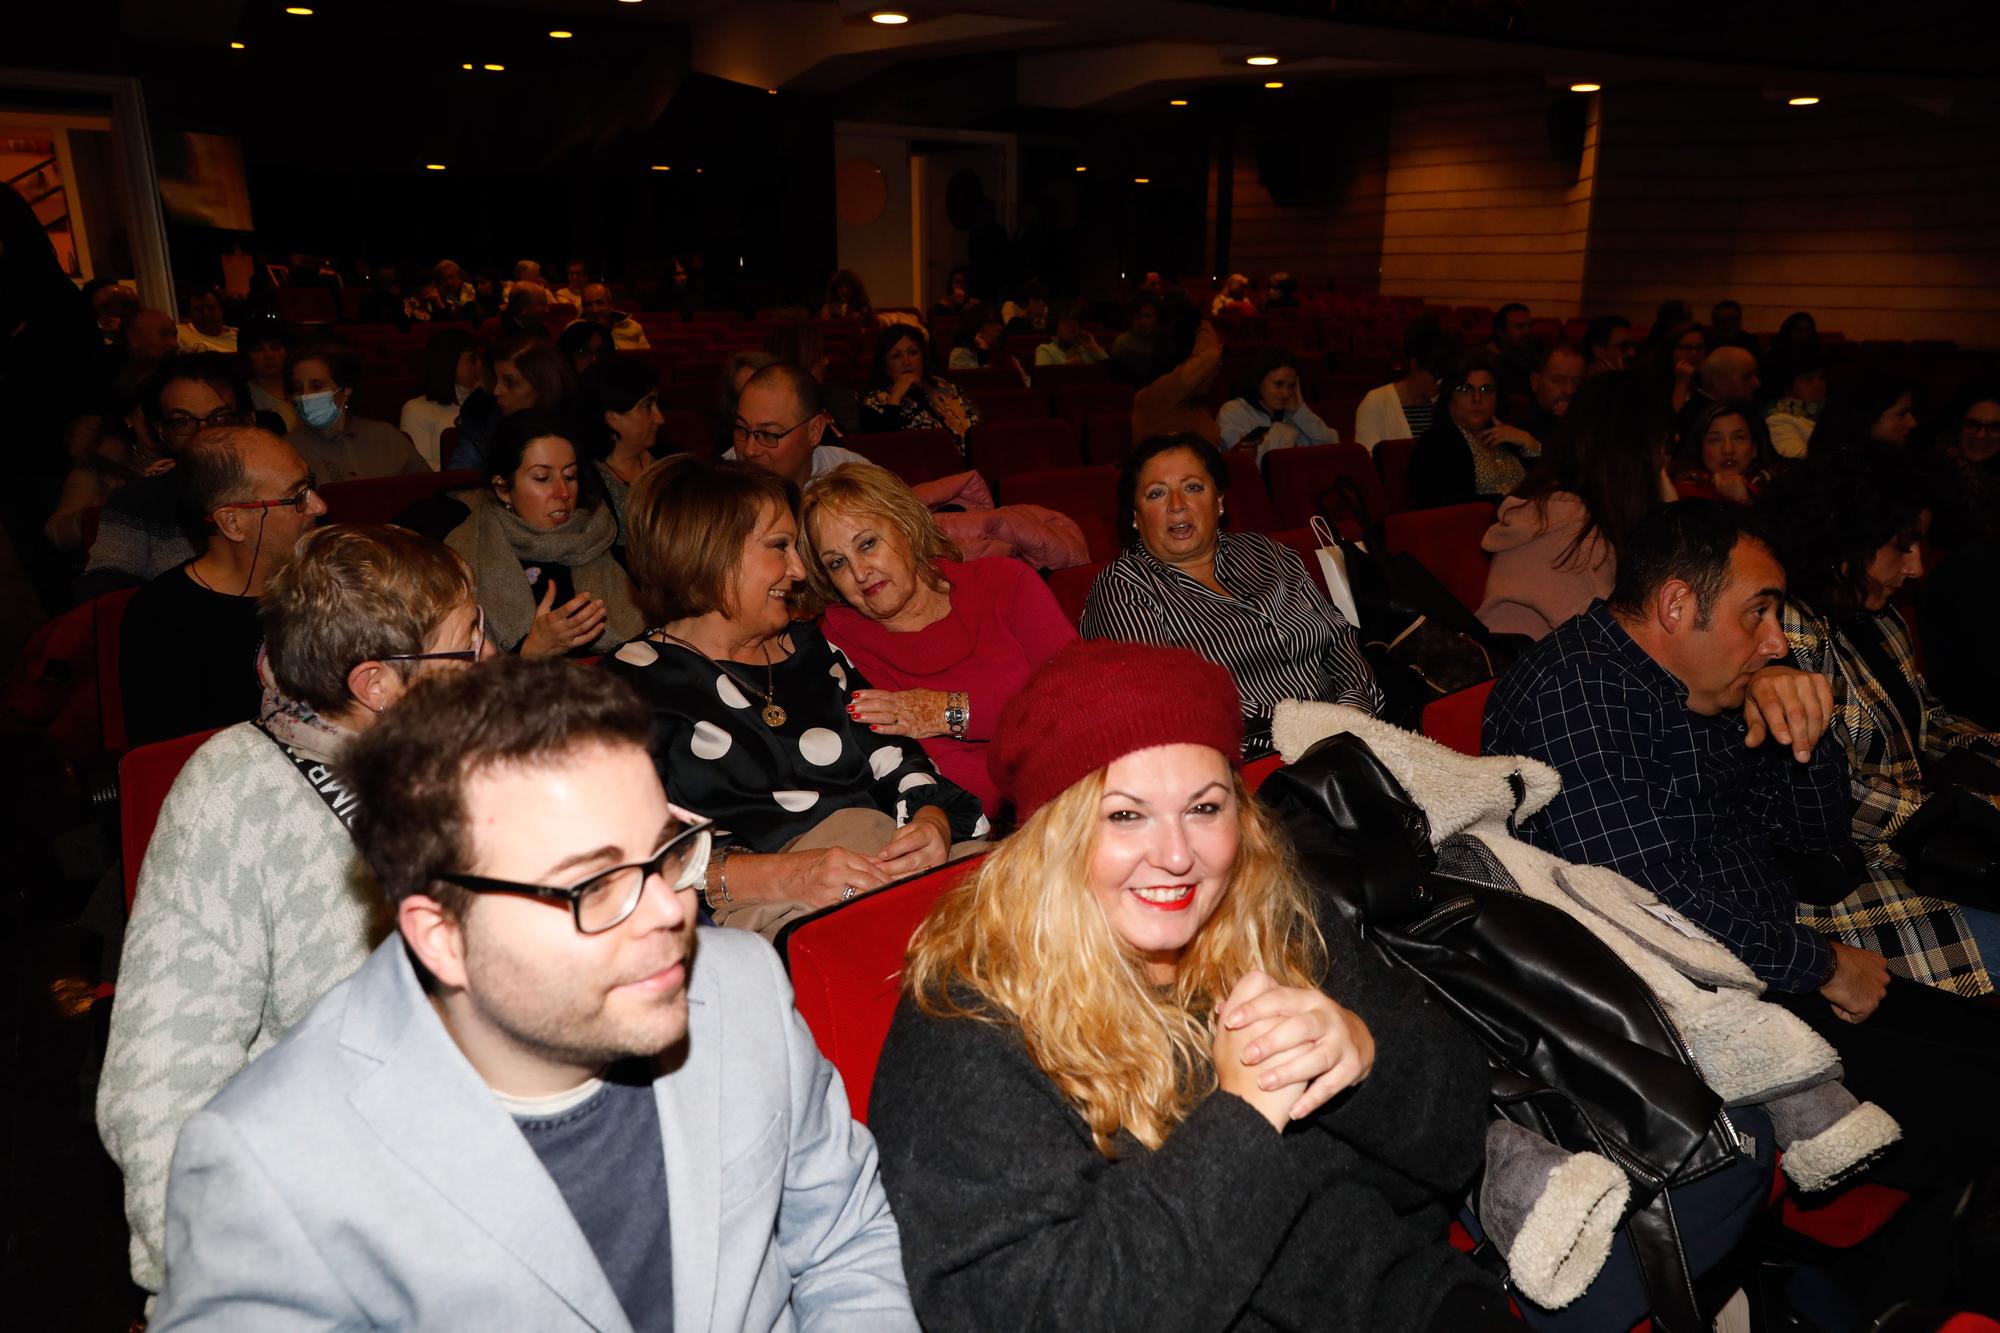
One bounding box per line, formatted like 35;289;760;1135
1259;732;1762;1333
1892;786;2000;911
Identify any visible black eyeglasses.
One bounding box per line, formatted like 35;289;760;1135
161;408;254;440
1451;383;1497;398
1960;419;2000;436
382;608;485;664
437;818;714;934
732;417;813;449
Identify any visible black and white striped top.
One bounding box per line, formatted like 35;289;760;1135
1079;531;1384;756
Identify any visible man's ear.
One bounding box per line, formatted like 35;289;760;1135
399;894;469;991
1656;578;1694;635
804;412;828;447
211;506;245;547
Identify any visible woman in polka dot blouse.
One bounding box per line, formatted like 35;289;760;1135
609;455;986;938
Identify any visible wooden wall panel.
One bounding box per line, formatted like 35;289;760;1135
1581;86;2000;343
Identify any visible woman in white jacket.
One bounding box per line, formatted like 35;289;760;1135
1354;316;1452;452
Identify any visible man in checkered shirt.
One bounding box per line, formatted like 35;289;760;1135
1484;500;1886;1016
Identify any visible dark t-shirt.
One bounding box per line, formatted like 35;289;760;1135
119;562;265;747
514;1065;672;1332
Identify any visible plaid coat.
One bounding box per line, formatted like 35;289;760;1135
1784;600;2000;995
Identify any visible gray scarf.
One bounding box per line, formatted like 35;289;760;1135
445;489;643;652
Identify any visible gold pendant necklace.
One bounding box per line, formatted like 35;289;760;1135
659;631;787;728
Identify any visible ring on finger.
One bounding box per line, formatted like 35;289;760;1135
840;885;857;901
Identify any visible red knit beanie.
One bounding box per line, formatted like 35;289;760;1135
990;640;1243;821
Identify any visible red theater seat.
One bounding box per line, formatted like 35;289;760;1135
1051;384;1135;422
1030;361;1109;391
970;387;1048;423
1382;502;1494;615
1046;562;1104;625
1000;466;1122;563
966;419;1083;484
1264;443;1389;531
93;586;139;756
120;728;222;911
1221;452;1281;533
946;367;1031;397
658;409;712;457
1374;438;1416;514
843;429;964;486
318;470;481;526
782;856;984;1121
1420;680;1495;757
1081;411;1132;464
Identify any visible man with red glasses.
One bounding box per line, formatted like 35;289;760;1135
118;425;327;746
149;659;916;1330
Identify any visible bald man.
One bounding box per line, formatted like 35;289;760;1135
1700;346;1761;404
124;309;179;366
582;283;651;350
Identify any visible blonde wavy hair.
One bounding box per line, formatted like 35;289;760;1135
797;461;962;613
904;766;1326;1156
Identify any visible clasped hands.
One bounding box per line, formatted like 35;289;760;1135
1212;970;1375;1131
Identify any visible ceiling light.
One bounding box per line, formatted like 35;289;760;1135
1263;81;1284;89
695;167;704;174
1074;165;1087;173
1788;95;1820;106
1169;98;1188;106
1569;82;1601;93
1133;176;1150;184
461;62;473;69
483;63;505;71
870;10;910;23
425;164;447;171
284;5;313;13
548;29;573;38
767;88;778;95
652;164;671;171
1246;55;1278;66
229;40;246;48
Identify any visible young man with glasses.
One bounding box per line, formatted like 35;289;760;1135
100;525;486;1299
724;361;866;487
79;352;260;597
117;425;327;746
149;659;917;1331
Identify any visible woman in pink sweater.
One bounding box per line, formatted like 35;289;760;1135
801;461;1077;820
1476;373;1677;640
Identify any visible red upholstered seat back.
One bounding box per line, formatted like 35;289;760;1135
318;469;482;526
120;728;222;911
1420;680;1495;757
1264;443;1389;530
966;418;1084;484
1381;502;1495;614
1045;562;1104;625
970;387;1048;423
1374;437;1416;514
842;428;963;486
783;856;984;1122
1221;451;1281;533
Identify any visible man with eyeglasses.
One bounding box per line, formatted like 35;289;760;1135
79;353;261;598
724;361;866;487
117;425;327;746
150;659;917;1330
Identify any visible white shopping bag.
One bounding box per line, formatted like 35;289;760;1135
1309;514;1363;630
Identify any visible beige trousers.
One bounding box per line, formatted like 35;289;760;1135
712;807;985;941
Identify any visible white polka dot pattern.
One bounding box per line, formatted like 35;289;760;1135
614;640;659;667
869;745;903;779
897;771;937;791
798;728;843;766
716;674;752;710
689;720;732;760
773;789;820;812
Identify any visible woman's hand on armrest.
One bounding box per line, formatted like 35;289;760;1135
873;806;951;878
726;846;894;907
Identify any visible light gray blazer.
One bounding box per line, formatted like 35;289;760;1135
150;928;917;1331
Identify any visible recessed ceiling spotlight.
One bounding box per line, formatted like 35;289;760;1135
1788;95;1820;106
284;5;312;13
1569;82;1601;93
483;63;505;71
1246;55;1278;66
1074;165;1087;173
425;164;447;171
1263;81;1284;89
652;164;670;171
870;10;910;23
1169;98;1189;106
461;62;473;69
767;87;778;94
229;40;246;49
695;167;704;174
548;30;573;39
1133;176;1150;184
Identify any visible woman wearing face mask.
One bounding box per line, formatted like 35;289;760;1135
860;325;980;443
798;462;1076;820
284;343;427;483
609;455;987;939
1671;399;1780;503
572;355;666;551
868;640;1506;1333
398;329;481;471
1408;352;1540;509
443;411;642;658
1762;445;2000;997
445;335;576;473
239;319;298;432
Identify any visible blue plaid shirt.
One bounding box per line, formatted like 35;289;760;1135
1483;604;1852;993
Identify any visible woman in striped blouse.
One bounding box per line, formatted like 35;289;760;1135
1080;433;1383;756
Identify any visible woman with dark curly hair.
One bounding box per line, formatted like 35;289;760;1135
1760;444;2000;997
859;324;980;442
1670;397;1782;503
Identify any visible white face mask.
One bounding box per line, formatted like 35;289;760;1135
296;390;341;429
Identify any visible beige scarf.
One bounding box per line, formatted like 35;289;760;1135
445;489;644;653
